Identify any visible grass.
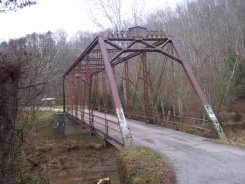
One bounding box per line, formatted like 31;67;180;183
54;105;90;110
53;105;63;109
213;138;245;149
35;111;56;137
36;111;54;122
117;147;175;184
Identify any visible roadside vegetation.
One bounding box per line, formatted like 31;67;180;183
117;147;176;184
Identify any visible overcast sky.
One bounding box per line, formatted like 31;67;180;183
0;0;183;41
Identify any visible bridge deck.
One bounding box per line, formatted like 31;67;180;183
65;110;124;149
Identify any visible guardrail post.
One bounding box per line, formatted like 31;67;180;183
105;120;109;138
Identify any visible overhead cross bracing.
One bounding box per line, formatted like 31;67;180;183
63;26;226;149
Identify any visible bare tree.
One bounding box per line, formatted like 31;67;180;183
0;51;25;184
0;0;36;13
86;0;147;31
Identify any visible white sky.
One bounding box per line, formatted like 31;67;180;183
0;0;183;41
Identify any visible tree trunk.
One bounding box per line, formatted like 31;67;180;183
0;81;18;184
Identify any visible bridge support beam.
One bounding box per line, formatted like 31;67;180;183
171;38;226;139
98;36;133;149
141;53;151;121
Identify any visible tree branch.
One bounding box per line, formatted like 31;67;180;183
18;82;48;89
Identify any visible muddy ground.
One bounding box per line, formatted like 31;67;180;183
23;116;120;184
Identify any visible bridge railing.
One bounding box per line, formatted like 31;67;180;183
79;110;121;134
124;111;217;138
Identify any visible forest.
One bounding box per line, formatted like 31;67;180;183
1;0;244;113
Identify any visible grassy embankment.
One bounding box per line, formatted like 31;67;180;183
117;147;176;184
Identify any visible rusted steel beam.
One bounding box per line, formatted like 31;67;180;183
142;53;151;121
86;54;94;129
153;39;169;47
124;61;131;114
78;71;84;121
105;48;177;70
104;40;123;50
63;75;66;113
170;37;226;139
64;37;98;75
152;58;166;110
75;74;79;118
98;36;132;149
91;40;172;76
126;39;156;48
108;38;167;41
110;48;181;66
98;37;122;109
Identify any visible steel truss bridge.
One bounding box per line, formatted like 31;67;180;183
63;26;226;149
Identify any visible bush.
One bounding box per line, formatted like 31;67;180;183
232;113;242;122
217;114;229;123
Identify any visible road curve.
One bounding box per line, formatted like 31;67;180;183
128;119;245;184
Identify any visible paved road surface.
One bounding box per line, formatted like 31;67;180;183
92;111;245;184
128;119;245;184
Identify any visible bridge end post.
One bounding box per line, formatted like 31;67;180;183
170;37;226;140
116;107;133;149
98;36;133;149
203;104;226;139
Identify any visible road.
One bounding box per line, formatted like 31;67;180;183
92;111;245;184
128;119;245;184
58;109;245;184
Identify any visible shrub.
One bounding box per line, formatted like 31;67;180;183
232;113;242;122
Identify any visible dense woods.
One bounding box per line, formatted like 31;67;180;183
1;0;243;113
0;0;244;183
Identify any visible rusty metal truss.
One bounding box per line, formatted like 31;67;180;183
63;27;226;149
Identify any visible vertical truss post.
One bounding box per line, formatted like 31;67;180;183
98;36;132;149
142;53;150;121
95;53;100;110
78;64;83;120
79;78;84;121
170;37;226;139
94;75;99;109
63;76;66;113
75;73;79;118
124;61;131;115
66;76;71;112
102;72;108;112
171;52;176;116
71;77;75;117
86;55;94;130
82;81;86;122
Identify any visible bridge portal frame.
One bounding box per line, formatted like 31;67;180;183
64;28;226;149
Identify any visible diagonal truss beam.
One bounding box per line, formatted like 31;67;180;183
170;37;226;139
98;37;133;148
